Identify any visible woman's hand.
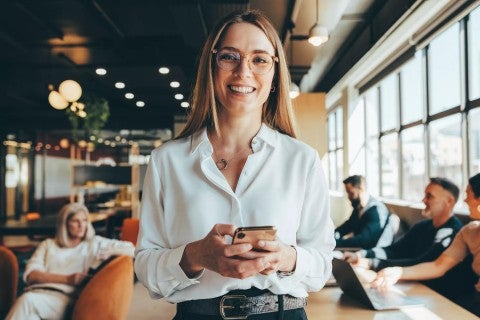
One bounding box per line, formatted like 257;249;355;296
237;239;297;275
67;272;90;286
343;251;359;264
372;267;403;290
180;224;271;279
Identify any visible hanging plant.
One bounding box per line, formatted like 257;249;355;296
66;94;110;141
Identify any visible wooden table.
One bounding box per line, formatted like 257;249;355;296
127;282;477;319
306;282;478;319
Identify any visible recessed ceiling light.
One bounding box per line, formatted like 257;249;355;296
175;93;184;100
96;68;107;75
170;81;180;88
159;67;170;74
181;101;190;108
136;101;145;107
115;82;125;89
125;93;134;99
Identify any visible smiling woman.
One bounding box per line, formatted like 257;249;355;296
134;9;335;320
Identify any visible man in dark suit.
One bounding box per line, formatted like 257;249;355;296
335;175;389;249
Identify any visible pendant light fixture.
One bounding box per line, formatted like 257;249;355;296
308;0;329;47
48;80;82;110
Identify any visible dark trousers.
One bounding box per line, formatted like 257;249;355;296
173;307;308;320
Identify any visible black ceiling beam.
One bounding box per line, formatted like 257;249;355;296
90;0;125;39
0;30;28;53
280;0;297;43
15;1;64;40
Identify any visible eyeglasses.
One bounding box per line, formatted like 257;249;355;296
212;49;278;75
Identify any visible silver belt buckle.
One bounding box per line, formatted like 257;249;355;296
220;294;249;320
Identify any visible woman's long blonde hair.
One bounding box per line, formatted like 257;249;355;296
176;9;297;139
55;202;95;247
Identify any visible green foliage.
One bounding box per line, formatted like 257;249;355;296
66;94;110;141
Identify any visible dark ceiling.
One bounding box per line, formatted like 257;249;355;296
0;0;415;141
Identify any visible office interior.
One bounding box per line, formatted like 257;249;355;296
1;0;480;318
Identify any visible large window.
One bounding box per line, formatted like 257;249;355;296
469;6;480;101
339;5;480;207
428;23;461;114
350;5;480;205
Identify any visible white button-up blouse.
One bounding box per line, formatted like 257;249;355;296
134;124;335;303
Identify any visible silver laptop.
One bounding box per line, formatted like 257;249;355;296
332;258;423;310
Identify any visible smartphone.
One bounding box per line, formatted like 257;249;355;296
232;226;277;247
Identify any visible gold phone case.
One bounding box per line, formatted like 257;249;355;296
232;226;277;245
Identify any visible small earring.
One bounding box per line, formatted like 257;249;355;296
270;85;275;93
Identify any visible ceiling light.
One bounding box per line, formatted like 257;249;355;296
180;101;189;108
96;68;107;75
115;82;125;89
307;0;329;47
125;93;134;99
48;90;69;110
159;67;170;74
59;80;82;102
289;82;300;99
170;81;180;88
136;101;145;107
308;24;329;46
175;93;184;100
48;79;82;110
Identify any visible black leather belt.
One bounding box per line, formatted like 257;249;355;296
178;289;307;320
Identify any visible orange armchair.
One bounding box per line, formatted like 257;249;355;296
120;218;139;246
0;246;19;319
72;255;134;320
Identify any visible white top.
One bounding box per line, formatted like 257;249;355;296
134;124;335;303
24;236;134;294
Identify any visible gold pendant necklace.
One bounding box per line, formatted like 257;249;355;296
215;158;228;170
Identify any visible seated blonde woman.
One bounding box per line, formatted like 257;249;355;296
6;202;134;320
374;173;480;316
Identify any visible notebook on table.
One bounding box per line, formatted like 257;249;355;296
331;258;423;310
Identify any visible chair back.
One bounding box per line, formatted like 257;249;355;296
72;255;134;320
0;246;19;319
375;213;401;248
120;218;139;246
